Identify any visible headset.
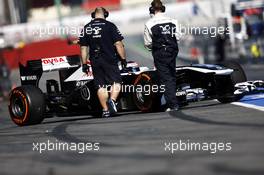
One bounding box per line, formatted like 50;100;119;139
149;0;166;14
91;7;109;19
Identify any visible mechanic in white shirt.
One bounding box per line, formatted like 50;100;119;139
144;0;181;111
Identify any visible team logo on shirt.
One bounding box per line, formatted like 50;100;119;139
160;25;171;35
92;27;102;38
84;26;102;37
93;27;102;35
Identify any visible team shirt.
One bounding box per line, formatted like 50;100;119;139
144;13;181;52
80;18;124;63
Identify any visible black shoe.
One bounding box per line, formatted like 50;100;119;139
102;110;111;118
107;99;118;114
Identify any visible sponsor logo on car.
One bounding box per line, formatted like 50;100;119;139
42;57;66;65
80;85;90;101
41;56;72;71
76;81;89;87
21;75;38;81
176;91;187;96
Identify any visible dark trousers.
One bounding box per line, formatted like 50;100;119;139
153;49;178;108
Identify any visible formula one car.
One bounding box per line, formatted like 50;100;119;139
8;55;262;126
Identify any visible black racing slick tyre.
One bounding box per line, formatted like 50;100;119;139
9;86;46;126
133;73;161;112
220;61;247;83
217;61;247;103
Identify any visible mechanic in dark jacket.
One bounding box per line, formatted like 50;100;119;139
144;0;181;111
79;7;127;117
0;50;11;99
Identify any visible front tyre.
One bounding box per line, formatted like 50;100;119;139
220;61;247;83
217;61;247;103
9;86;46;126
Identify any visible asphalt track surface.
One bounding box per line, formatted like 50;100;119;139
1;39;264;175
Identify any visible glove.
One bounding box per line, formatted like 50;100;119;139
82;64;91;74
121;59;127;70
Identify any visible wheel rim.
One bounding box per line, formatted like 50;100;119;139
135;84;152;105
133;74;153;111
11;97;25;118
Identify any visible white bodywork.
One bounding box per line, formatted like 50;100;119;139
64;64;150;82
176;67;234;75
41;56;234;82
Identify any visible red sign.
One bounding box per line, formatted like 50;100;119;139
244;8;262;15
82;0;120;10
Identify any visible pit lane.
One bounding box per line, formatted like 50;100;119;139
0;41;264;175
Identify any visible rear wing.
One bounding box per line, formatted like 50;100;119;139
19;55;80;87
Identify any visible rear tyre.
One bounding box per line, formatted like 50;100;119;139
9;86;46;126
217;61;247;103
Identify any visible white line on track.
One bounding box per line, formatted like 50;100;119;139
232;102;264;112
